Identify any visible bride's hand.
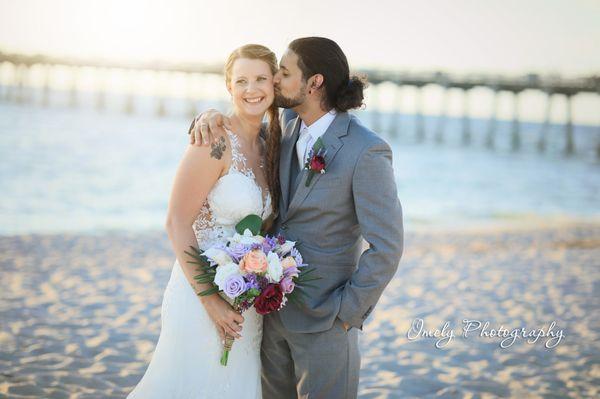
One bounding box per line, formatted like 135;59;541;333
201;295;244;341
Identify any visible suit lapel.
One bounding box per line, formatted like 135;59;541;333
284;112;351;222
290;159;304;196
279;116;302;218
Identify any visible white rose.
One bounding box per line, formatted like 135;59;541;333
266;252;283;283
277;240;296;255
203;247;232;267
229;228;265;246
214;262;242;291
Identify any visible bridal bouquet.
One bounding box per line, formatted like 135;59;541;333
185;215;319;366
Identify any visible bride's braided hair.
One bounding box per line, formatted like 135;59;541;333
224;45;281;218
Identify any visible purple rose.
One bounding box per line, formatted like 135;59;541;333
226;243;250;262
224;274;246;298
283;265;299;278
280;275;295;294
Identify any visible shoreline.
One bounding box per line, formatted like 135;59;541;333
2;214;599;239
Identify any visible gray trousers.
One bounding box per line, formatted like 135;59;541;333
260;311;360;399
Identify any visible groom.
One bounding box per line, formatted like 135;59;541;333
191;37;403;398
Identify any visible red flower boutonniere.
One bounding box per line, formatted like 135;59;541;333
304;137;327;187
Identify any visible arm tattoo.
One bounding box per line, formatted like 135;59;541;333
210;136;227;160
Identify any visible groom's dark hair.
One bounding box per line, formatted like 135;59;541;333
288;37;367;112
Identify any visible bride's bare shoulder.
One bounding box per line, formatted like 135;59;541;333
185;129;232;161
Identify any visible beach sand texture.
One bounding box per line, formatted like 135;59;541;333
1;223;599;398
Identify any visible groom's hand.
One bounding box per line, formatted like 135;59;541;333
342;321;351;331
189;109;232;147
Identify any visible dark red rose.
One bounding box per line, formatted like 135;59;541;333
310;155;326;172
254;284;283;315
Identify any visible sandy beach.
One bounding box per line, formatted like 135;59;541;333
1;222;599;398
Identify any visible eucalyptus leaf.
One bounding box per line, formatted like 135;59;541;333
235;214;263;235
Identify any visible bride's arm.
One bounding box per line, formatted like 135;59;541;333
165;142;244;340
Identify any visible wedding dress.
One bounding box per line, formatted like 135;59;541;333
128;131;271;399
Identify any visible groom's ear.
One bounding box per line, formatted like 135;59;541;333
310;74;324;90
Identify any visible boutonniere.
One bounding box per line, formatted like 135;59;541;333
304;137;327;187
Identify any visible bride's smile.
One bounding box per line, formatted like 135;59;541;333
228;58;275;118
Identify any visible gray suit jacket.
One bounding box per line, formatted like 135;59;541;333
274;111;404;333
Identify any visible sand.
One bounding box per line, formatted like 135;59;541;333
1;222;599;398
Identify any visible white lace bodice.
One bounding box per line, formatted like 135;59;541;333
192;130;272;250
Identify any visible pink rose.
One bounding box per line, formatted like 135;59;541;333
281;256;297;270
240;249;268;274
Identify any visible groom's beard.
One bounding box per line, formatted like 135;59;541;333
274;85;307;109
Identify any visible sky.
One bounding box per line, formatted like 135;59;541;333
1;0;600;75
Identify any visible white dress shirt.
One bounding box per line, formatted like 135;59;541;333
296;110;337;169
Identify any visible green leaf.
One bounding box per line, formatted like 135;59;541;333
297;282;320;289
297;274;322;282
296;267;321;281
184;250;207;262
290;286;307;297
235;214;263;235
287;287;308;307
288;294;302;306
194;276;215;283
299;279;322;285
197;286;220;297
313;137;325;152
305;171;316;187
299;267;318;276
186;260;205;266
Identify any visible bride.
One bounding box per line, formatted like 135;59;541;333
128;44;281;398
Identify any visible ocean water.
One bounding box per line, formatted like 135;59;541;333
1;92;599;235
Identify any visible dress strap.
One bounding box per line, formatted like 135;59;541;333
225;129;252;178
